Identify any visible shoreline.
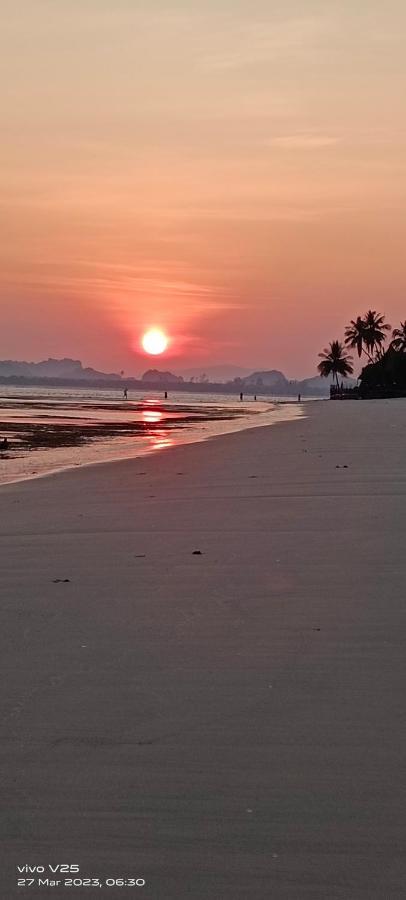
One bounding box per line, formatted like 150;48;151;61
1;399;406;898
0;399;304;488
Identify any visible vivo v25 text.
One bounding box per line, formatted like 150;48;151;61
17;864;146;888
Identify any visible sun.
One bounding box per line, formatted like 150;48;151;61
141;328;168;355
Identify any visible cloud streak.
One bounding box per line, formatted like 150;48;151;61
268;135;340;149
203;15;336;70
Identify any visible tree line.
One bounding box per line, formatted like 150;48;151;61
317;312;406;387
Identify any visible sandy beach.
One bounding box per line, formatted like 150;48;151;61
1;398;406;899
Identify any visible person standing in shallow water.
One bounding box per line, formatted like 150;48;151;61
123;388;128;400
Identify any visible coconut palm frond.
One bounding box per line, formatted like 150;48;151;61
317;341;353;386
391;321;406;352
345;310;390;362
363;310;391;359
345;317;368;359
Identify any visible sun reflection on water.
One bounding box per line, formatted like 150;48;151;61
149;429;174;452
142;409;163;424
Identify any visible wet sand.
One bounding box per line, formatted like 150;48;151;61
0;392;300;486
1;399;406;898
0;399;241;454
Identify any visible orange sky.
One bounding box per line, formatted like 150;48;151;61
1;0;405;377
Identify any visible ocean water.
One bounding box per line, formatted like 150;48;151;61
0;386;307;486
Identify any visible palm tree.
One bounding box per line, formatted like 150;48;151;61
318;341;354;387
390;321;406;352
345;310;390;362
363;310;391;360
345;316;372;361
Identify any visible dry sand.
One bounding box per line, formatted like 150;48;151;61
1;399;406;899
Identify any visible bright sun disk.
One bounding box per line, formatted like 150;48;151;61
142;328;168;355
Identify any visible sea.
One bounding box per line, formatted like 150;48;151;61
0;385;311;486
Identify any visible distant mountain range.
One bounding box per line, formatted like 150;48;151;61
141;368;354;395
239;369;352;395
0;357;355;395
0;358;121;380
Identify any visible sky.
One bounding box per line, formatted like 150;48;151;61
1;0;405;377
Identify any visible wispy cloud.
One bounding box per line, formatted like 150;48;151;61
204;15;335;71
268;135;340;149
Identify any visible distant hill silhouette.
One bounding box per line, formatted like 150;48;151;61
241;370;289;390
0;357;354;395
142;369;184;384
0;358;121;380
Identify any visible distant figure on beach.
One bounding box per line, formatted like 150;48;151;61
298;393;301;403
254;395;257;401
164;391;168;399
0;437;8;450
123;388;128;400
240;392;243;401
